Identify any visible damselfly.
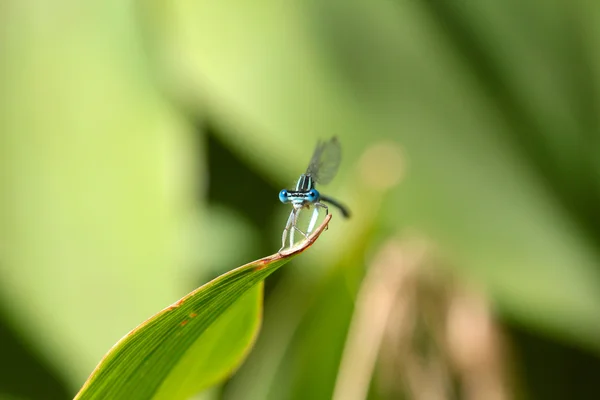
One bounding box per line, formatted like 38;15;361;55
278;136;350;251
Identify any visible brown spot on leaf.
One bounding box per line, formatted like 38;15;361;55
254;259;270;271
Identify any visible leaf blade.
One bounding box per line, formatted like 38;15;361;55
75;215;332;400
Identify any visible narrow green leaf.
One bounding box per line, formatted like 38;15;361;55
75;215;332;400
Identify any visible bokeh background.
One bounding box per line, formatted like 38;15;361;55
2;0;600;399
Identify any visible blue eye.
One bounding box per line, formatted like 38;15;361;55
279;189;289;203
307;189;319;202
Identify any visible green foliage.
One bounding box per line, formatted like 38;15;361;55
75;216;331;400
2;0;600;399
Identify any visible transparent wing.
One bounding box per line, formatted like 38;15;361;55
305;136;341;185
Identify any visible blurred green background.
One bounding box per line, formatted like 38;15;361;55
2;0;600;399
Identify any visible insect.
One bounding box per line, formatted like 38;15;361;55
278;136;350;252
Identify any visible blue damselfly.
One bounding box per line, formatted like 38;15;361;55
278;137;350;251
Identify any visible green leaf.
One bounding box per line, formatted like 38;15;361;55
0;0;198;386
159;0;600;352
75;215;332;400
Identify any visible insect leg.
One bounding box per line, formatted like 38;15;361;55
279;209;295;253
307;206;320;234
314;202;329;231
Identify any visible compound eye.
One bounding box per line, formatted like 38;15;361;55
308;189;319;202
279;189;290;203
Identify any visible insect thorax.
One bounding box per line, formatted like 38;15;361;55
295;174;314;192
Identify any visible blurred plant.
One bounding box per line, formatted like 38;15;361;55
334;238;512;400
2;0;600;399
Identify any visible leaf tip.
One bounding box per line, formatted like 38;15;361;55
255;213;333;271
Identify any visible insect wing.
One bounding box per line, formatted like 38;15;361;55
305;137;341;185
